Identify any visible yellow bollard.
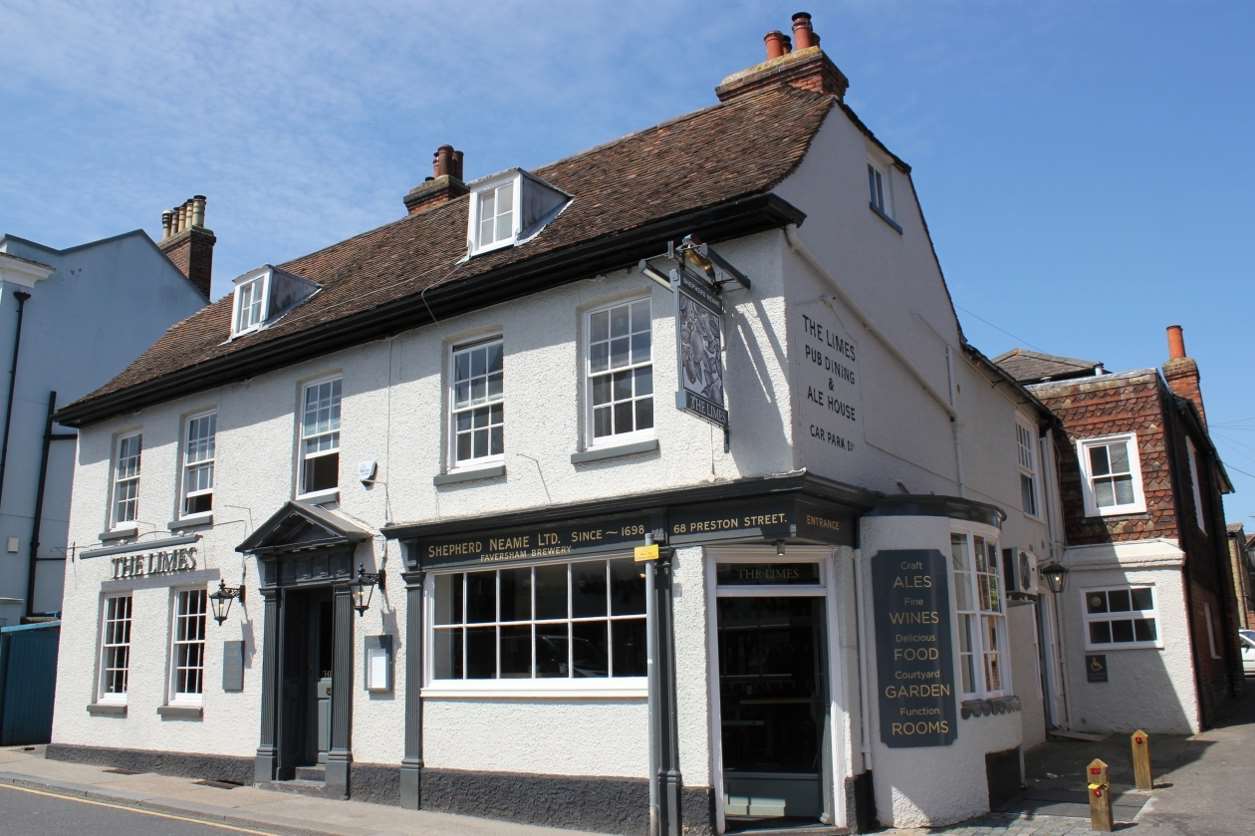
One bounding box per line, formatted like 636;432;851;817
1131;729;1153;791
1087;758;1113;832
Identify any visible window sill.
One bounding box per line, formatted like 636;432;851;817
98;527;138;543
1084;504;1148;519
571;438;659;465
158;704;204;720
422;685;647;700
960;695;1021;719
296;489;339;507
86;702;127;717
1084;643;1163;652
434;464;506;487
168;515;213;532
869;202;903;234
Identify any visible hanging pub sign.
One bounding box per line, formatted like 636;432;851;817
672;265;728;432
872;549;958;748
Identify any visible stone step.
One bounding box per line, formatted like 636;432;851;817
293;765;326;782
258;778;332;799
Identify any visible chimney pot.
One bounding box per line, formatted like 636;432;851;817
792;11;815;50
191;195;206;228
1167;324;1186;360
406;146;469;215
434;145;455;178
453;149;464;180
161;210;173;240
764;30;787;60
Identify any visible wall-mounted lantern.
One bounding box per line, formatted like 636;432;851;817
1040;561;1069;595
351;563;385;617
209;579;245;625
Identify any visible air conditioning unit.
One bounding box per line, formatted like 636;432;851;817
1002;548;1040;597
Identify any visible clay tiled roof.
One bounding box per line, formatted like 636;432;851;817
59;86;834;425
993;348;1104;384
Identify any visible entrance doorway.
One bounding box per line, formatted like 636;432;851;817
711;555;836;831
278;586;335;779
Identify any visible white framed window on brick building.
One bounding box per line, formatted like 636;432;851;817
181;412;216;517
1083;585;1160;649
950;530;1009;698
298;377;341;498
1077;433;1146;517
1016;420;1041;518
98;594;133;703
427;557;647;694
170;588;207;704
450;337;504;468
111;432;142;529
586;299;653;447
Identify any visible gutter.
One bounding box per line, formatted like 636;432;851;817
0;290;30;507
57;193;805;427
26;391;75;619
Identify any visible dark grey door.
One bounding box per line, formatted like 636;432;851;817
278;587;333;777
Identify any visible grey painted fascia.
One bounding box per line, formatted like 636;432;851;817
82;533;199;560
570;439;659;465
433;465;506;486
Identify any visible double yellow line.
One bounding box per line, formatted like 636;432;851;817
0;782;278;834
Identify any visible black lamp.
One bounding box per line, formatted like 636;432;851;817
209;579;244;625
1040;561;1069;595
351;563;385;617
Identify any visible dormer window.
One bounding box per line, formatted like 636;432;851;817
234;273;268;334
229;265;320;339
467;169;571;257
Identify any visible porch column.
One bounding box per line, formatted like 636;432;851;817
653;549;683;835
399;569;426;808
325;581;355;798
253;586;281;784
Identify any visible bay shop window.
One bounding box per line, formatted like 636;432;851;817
428;557;647;689
950;531;1010;699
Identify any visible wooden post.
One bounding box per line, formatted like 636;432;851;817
1087;758;1113;832
1131;729;1153;791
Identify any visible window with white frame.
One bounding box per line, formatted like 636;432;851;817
233;273;267;335
181;412;216;517
1016;421;1040;518
170;589;207;703
299;378;341;496
1084;586;1159;648
587;299;652;445
1187;438;1206;532
112;433;142;528
470;177;517;254
450;338;504;467
99;595;132;702
950;531;1008;698
431;558;647;683
868;162;893;219
1077;434;1146;517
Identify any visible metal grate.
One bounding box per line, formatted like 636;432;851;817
102;767;141;775
194;779;243;790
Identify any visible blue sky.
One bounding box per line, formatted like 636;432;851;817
2;1;1252;524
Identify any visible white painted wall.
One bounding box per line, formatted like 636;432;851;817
1056;540;1200;734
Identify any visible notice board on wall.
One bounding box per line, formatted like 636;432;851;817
872;549;958;748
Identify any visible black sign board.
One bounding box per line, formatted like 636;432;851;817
1086;654;1108;683
413;496;854;569
673;267;729;432
872;549;958;748
715;562;821;586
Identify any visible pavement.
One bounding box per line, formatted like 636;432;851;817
0;745;595;835
1;689;1253;836
892;683;1255;835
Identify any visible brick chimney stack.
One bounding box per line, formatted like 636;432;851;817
1163;324;1207;427
157;195;214;299
716;11;849;103
404;144;469;215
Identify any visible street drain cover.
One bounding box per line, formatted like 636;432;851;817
102;767;141;775
195;779;243;790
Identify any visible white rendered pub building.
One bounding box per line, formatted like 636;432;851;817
48;14;1064;833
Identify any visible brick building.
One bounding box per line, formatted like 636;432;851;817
1226;523;1255;630
997;326;1242;733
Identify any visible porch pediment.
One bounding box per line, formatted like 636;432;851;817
236;500;371;557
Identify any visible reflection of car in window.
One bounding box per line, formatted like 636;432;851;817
1241;631;1255;676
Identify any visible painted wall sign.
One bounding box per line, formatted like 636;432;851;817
110;546;198;580
799;311;859;456
1086;654;1108;683
872;549;958;748
413;497;854;569
673;267;728;431
715;562;821;586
